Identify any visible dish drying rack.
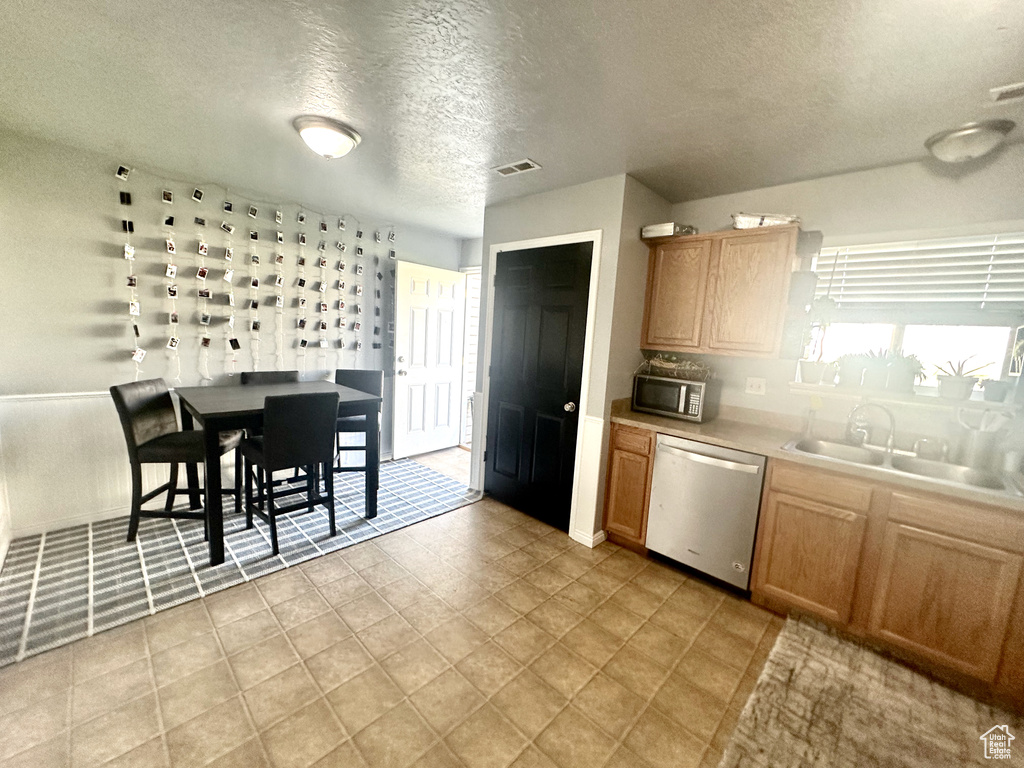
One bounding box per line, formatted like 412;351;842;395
635;356;712;382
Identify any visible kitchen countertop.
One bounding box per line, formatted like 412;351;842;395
610;399;1024;514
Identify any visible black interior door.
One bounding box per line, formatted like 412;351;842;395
484;242;592;531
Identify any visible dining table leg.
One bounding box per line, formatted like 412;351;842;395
364;403;379;519
203;424;225;565
179;409;203;510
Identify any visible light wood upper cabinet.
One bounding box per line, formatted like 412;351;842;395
641;225;797;356
868;521;1022;682
603;424;655;547
754;491;867;624
641;239;711;349
706;229;797;354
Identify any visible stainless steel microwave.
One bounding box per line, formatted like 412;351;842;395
632;374;720;423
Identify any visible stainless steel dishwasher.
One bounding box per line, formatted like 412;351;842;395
645;434;766;589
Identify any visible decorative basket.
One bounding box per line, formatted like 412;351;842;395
732;212;801;229
636;356;712;382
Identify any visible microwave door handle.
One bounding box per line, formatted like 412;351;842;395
658;444;760;474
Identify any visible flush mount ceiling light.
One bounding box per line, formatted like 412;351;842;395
292;115;361;159
924;119;1015;163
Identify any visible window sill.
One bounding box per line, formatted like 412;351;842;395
789;382;1019;412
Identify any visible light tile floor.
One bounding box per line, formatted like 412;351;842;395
0;497;781;768
413;447;473;486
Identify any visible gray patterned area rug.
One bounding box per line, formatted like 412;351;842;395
720;618;1022;767
0;458;478;668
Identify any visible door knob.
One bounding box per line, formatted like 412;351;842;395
398;356;406;362
564;402;576;413
398;370;408;376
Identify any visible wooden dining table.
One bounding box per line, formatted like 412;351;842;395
174;380;382;566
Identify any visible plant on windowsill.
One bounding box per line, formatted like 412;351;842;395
886;352;924;395
861;349;890;390
935;357;989;401
835;353;869;388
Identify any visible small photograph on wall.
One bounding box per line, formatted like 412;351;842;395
162;190;173;204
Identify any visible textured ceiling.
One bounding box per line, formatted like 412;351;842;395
0;0;1021;238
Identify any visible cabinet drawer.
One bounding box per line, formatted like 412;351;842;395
769;461;874;513
611;425;654;456
887;493;1024;554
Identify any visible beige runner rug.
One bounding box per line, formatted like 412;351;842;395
720;618;1022;767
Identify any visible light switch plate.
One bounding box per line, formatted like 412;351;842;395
745;377;767;395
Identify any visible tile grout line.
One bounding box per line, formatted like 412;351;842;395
195;597;274;767
140;616;175;767
87;523;95;636
15;532;46;662
171;520;206;599
135;535;157;616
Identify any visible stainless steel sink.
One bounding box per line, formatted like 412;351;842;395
783;437;1019;496
889;455;1007;490
790;439;886;466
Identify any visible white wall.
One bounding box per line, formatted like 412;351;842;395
672;144;1024;244
460;238;483;269
480;175;627;416
478;174;673;544
667;148;1024;442
0;128;462;541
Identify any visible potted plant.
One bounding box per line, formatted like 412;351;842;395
935;357;988;400
981;380;1013;402
886;353;924;394
861;350;890;390
835;353;868;388
798;359;829;385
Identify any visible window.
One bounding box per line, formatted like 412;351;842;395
901;326;1010;385
810;232;1024;381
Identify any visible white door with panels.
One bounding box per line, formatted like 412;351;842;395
393;261;467;459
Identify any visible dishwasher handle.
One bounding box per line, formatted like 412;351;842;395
657;443;761;474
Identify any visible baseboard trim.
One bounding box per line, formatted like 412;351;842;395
569;528;607;549
11;505;130;539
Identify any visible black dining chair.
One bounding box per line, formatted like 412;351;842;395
240;392;340;556
110;378;242;542
334;369;384;474
239;370;300;385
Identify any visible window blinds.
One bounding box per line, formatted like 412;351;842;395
814;232;1024;316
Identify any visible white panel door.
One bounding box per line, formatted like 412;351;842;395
393;262;466;459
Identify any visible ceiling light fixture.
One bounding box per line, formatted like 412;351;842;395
924;119;1015;163
293;115;361;159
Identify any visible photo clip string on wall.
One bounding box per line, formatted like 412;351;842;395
273;226;285;371
249;233;261;372
117;168;145;379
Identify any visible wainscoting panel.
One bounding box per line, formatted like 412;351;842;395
0;393;145;536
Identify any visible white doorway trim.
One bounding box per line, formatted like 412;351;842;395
475;229;604;548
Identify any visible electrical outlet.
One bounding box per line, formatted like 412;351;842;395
745;377;767;395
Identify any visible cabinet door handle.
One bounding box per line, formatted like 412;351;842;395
658;444;760;474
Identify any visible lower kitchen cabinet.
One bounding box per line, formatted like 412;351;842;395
603;424;654;548
754;492;866;624
752;459;1024;704
868;521;1022;681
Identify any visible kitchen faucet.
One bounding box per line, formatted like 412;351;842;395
845;403;897;453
